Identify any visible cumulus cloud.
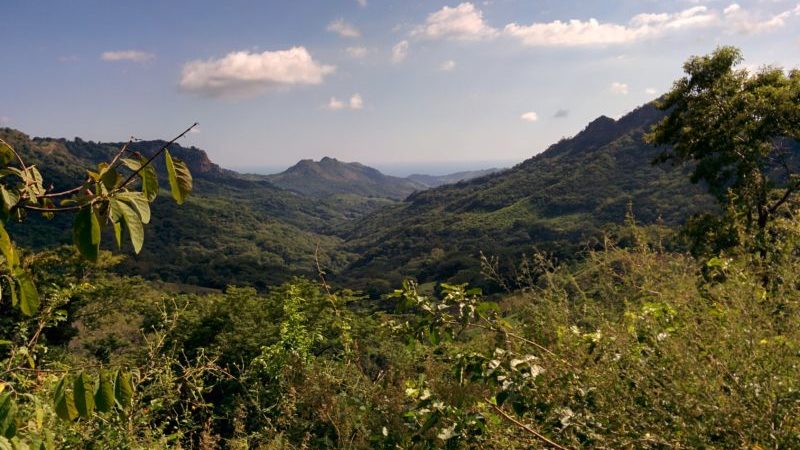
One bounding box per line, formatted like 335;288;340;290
413;3;498;41
504;6;717;47
346;46;368;58
723;3;800;34
179;47;335;99
554;109;569;118
327;19;361;38
409;2;799;47
645;87;658;95
349;93;364;110
610;82;629;95
101;50;155;63
520;112;539;122
326;93;364;111
439;60;457;71
391;40;409;63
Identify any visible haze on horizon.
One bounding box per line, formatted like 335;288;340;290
2;0;799;170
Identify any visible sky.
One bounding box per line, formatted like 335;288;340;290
2;0;800;173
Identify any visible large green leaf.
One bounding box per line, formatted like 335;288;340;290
94;370;115;413
72;207;101;262
122;158;159;202
165;150;192;205
53;376;77;421
117;191;151;224
114;371;133;409
0;142;15;167
0;187;19;214
110;199;144;253
0;393;17;439
0;222;17;269
13;269;39;316
73;372;95;418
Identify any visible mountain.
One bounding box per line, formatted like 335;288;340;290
266;157;427;199
335;103;715;290
407;168;505;188
0;128;366;290
0;101;717;294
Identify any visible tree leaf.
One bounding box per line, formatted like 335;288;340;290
72;207;101;262
110;199;144;254
141;162;159;202
72;372;95;418
114;371;133;409
165;150;192;205
53;376;77;421
117;191;151;224
0;142;15;167
0;393;17;439
13;269;39;316
0;222;18;269
94;370;115;413
0;187;19;214
122;158;159;201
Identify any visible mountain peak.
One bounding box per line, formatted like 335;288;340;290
268;158;425;199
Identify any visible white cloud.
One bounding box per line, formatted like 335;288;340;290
610;82;629;95
0;116;11;126
326;93;364;111
723;2;800;34
356;0;367;6
645;87;658;95
391;40;409;63
101;50;155;63
327;97;346;110
349;93;364;110
179;47;335;99
327;19;361;38
346;46;368;58
413;2;498;41
520;112;539;122
504;6;717;47
439;60;457;71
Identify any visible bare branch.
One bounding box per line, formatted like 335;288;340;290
117;122;198;191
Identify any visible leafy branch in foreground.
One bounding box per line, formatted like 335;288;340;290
0;124;196;448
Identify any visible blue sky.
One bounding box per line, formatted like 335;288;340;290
2;0;800;172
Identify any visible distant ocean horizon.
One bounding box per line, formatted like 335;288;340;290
227;159;522;177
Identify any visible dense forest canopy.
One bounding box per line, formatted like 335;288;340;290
1;47;800;449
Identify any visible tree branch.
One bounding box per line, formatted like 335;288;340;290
117;122;198;191
486;400;571;450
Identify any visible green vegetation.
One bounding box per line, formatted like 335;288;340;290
2;47;800;448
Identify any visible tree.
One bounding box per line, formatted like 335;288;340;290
0;124;195;448
647;46;800;255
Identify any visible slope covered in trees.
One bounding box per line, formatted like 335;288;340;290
338;104;715;289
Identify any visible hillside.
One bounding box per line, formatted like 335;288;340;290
0;128;364;289
407;168;505;188
336;103;715;289
267;157;427;199
0;102;717;292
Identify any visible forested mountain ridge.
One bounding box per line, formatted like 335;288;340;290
266;156;427;199
337;103;715;289
407;168;505;188
0;101;716;292
0;128;366;289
